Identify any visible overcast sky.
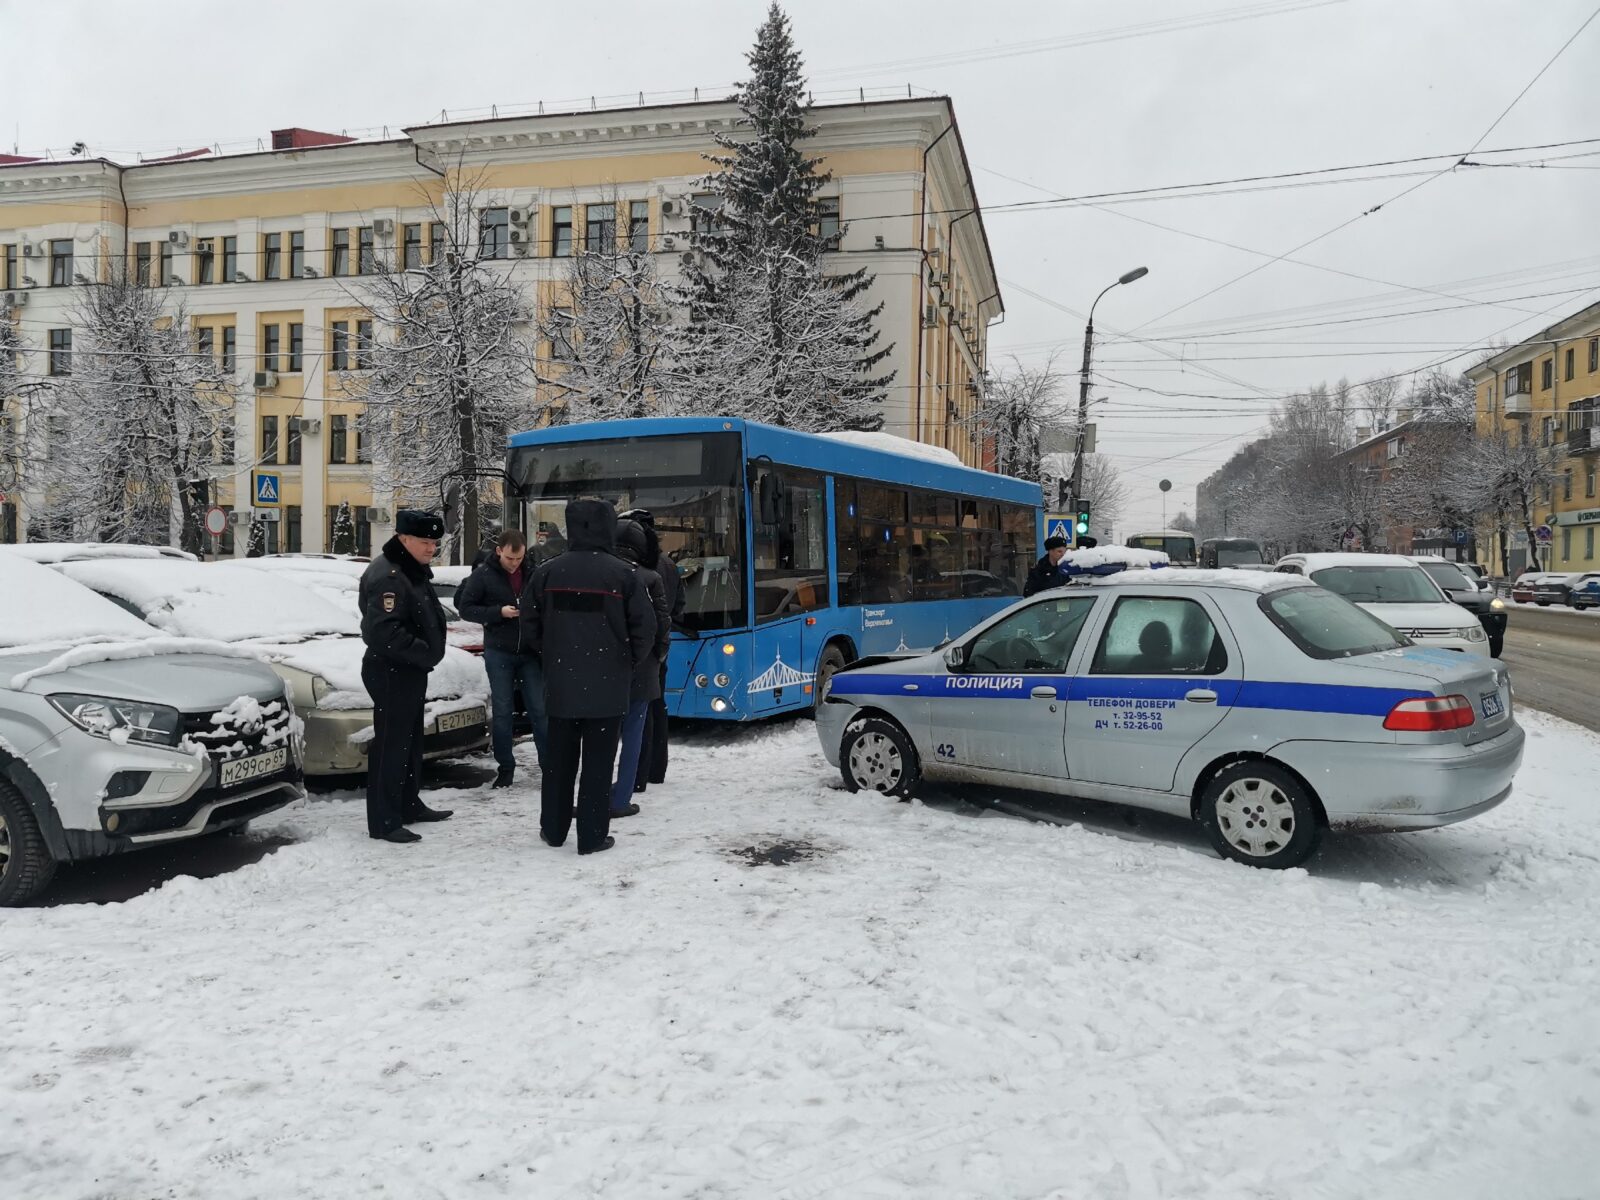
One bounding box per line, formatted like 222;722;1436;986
5;0;1597;532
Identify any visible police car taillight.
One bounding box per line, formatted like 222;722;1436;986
1383;695;1475;731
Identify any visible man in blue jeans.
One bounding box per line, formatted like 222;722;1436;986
456;528;548;788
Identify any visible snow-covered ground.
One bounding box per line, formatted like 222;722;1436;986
5;710;1598;1199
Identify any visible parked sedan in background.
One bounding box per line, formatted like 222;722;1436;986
1411;555;1508;656
47;558;489;775
1274;553;1489;655
1511;572;1558;604
819;572;1522;869
1566;571;1600;609
1531;573;1580;607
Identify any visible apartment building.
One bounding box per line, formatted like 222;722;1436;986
1468;300;1600;573
0;96;1000;553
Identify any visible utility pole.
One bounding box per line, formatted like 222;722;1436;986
1070;266;1148;508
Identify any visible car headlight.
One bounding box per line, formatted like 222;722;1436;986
1490;598;1506;611
276;666;331;708
47;693;183;747
1464;625;1486;642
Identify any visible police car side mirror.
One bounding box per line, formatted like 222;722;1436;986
943;642;967;671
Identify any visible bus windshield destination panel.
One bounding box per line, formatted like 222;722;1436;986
505;419;1042;720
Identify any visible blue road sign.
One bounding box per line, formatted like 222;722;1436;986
1045;517;1073;543
253;472;281;506
1454;529;1468;545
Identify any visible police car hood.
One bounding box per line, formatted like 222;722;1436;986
1358;600;1474;632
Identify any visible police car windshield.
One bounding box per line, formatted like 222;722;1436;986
1309;565;1440;604
1260;588;1408;660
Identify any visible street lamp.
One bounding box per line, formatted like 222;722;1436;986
1070;266;1148;509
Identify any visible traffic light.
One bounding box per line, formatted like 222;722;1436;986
1075;501;1091;536
1056;478;1070;508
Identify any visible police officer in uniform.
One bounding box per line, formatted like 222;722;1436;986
359;510;454;843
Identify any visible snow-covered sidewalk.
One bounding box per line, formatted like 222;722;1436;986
4;711;1598;1199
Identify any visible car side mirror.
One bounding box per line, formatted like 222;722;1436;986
943;642;967;671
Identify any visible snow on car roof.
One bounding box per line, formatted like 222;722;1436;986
236;555;368;579
1283;552;1420;569
818;430;964;466
1064;546;1170;570
0;541;198;564
53;559;360;643
430;565;474;585
0;553;159;652
1090;568;1313;593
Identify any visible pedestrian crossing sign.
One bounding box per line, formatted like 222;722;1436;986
1045;516;1074;545
253;471;281;506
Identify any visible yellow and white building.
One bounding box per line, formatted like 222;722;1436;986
0;96;1001;553
1468;299;1600;573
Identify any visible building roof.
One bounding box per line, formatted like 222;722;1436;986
1466;299;1600;379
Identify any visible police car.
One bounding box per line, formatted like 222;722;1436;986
817;570;1524;869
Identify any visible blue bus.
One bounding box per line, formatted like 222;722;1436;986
504;417;1042;720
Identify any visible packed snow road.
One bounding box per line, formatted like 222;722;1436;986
4;712;1598;1199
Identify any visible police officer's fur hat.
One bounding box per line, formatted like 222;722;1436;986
396;509;445;540
1044;535;1070;551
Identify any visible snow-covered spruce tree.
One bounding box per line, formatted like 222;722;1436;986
245;513;268;558
536;201;677;422
330;499;357;555
356;169;537;562
674;3;893;430
25;267;232;549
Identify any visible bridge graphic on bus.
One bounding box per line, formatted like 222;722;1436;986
746;656;816;695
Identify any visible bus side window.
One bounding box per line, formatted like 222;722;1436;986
754;466;829;622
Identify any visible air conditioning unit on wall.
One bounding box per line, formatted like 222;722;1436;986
168;230;189;247
289;417;321;434
372;218;394;237
364;507;391;524
253;370;279;389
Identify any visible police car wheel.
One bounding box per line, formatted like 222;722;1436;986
0;777;57;907
840;717;920;801
1200;762;1320;869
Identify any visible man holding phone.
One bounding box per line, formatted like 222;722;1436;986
456;528;548;788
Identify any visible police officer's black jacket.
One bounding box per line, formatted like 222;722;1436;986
522;500;655;719
455;558;529;656
617;521;672;703
1022;554;1070;598
360;538;449;671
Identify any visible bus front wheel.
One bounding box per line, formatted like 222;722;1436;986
811;645;849;717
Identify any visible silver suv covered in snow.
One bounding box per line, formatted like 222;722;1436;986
0;554;304;905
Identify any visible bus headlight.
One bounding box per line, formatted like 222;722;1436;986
714;672;731;688
721;643;736;656
695;674;709;688
710;697;731;713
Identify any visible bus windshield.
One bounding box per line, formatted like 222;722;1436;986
507;432;746;632
1128;535;1197;563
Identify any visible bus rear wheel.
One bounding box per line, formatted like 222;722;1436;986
811;645;848;717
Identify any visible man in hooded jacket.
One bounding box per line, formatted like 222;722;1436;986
610;519;671;817
618;508;683;792
522;499;654;855
358;509;454;842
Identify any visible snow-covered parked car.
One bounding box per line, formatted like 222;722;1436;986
47;558;490;776
1274;552;1490;656
0;554;304;905
818;571;1523;869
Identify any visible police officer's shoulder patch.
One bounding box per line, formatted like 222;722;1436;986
382;592;397;612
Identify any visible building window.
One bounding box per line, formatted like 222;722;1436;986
355;421;370;464
690;194;723;237
196;239;215;285
48;328;71;376
551;206;573;258
1587;526;1596;561
480;208;510;260
1561;527;1572;561
628;200;649;252
197;326;214;363
223;235;239;282
290;231;305;278
285;505;302;553
358;227;375;275
1591;338;1599;374
50;239;73;287
221;326;236;373
134;242;153;286
331;320;349;371
329;414;348;464
287;322;303;373
1566;347;1576;382
263;233;282;281
1543;416;1557;446
1564;469;1573;501
816;196;841;245
160;241;173;285
1542;358;1553;390
262;324;280;373
549;307;575;361
355;319;373;369
584;203;615;252
2;244;15;289
218;418;235;465
430;221;446;263
1588;462;1596;498
402;224;422;270
331;229;350;276
260;415;280;464
286;420;302;466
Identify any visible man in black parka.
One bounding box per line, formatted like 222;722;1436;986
358;510;454;843
522;498;654;856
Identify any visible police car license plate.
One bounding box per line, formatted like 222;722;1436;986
219;748;287;787
436;708;485;734
1481;691;1505;720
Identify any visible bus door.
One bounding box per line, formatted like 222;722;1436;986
748;464;831;713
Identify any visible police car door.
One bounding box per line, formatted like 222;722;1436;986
1065;592;1240;793
933;594;1100;778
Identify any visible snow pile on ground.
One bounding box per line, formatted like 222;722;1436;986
820;430;965;467
5;711;1597;1198
0;553;159;650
